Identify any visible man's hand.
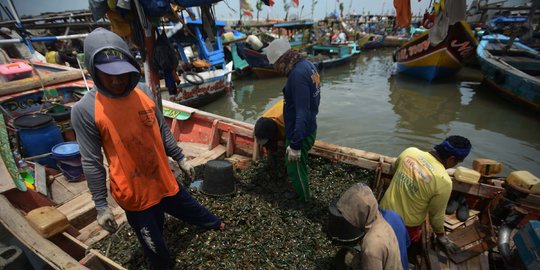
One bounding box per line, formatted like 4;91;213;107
438;235;460;254
97;207;118;233
178;158;195;179
286;146;301;162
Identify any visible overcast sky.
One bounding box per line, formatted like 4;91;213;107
0;0;473;21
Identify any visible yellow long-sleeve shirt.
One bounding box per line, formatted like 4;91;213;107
262;99;285;139
380;147;452;234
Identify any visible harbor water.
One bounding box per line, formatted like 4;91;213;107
202;49;540;177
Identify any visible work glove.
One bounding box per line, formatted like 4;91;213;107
437;235;460;254
286;146;301;162
96;207;118;234
178;158;195;179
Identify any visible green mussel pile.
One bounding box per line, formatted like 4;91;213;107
93;156;374;269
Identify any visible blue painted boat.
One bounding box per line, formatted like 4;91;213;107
477;34;540;112
167;17;232;107
308;45;355;70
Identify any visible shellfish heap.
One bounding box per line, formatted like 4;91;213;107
93;156;374;269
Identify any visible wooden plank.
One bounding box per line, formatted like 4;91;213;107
77;206;126;246
50;174;88;205
0;195;87;269
64;232;126;270
57;192;96;230
444;210;480;230
225;154;252;170
0;153;16;193
310;141;395;174
447;223;487;247
177;142;208;159
451;181;502;199
84;249;127;270
34;163;48;196
0;69;83;96
188;145;227;167
448;240;491;264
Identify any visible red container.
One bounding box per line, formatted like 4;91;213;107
0;62;32;82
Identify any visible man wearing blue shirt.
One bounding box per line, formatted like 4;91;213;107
264;38;321;201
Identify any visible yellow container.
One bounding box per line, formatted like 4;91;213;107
26;206;70;238
454;166;481;184
507;171;540;194
473;159;502;176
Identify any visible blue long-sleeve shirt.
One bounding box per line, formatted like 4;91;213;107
283;59;321;150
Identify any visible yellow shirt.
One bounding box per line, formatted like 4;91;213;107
380;147;452;233
262;99;285;139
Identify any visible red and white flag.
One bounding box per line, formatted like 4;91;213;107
293;0;299;7
241;0;254;17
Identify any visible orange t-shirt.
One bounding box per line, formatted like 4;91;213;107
94;88;179;211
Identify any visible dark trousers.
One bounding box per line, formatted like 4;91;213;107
124;188;221;269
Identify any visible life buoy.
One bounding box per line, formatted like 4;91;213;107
183;71;204;85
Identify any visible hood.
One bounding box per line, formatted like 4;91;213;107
84;28;140;98
336;183;379;230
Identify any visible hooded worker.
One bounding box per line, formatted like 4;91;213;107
337;184;403;270
263;38;320;201
71;28;224;270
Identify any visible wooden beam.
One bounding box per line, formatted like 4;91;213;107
57;192;96;230
0;69;82;96
77;206;126;246
310;141;395;174
188;145;227;167
0;195;87;270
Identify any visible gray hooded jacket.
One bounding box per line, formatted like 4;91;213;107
71;28;184;209
337;184;403;270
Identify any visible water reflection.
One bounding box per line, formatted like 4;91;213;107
200;49;540;176
388;75;461;135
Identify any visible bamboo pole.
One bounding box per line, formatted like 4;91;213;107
0;70;83;95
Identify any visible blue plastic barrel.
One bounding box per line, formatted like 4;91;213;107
14;114;64;169
51;142;83;182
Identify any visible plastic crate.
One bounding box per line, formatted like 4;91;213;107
513;220;540;270
0;62;32;82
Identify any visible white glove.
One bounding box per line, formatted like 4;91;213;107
96;207;118;233
438;235;460;254
178;158;195;179
286;146;301;162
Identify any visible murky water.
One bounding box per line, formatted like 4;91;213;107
202;49;540;176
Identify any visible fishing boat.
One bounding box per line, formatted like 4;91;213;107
222;30;251;79
1;62;539;268
307;44;357;71
166;17;232;107
357;34;385;50
240;21;317;79
394;21;478;81
476;34;540;112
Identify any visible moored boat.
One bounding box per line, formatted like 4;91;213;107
394;21;478;81
476;34;540;112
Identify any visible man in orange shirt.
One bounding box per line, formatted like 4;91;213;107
72;28;224;270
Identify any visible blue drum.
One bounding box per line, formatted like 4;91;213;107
14;114;64;169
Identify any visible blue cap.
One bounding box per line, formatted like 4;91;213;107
94;49;139;75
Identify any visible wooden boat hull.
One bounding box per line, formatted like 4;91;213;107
395;21;478;81
476;35;540;112
241;48;282;79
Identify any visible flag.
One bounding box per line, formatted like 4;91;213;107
263;0;275;6
241;0;254;17
293;0;299;7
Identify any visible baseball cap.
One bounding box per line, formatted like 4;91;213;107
263;38;291;64
94;49;139;75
